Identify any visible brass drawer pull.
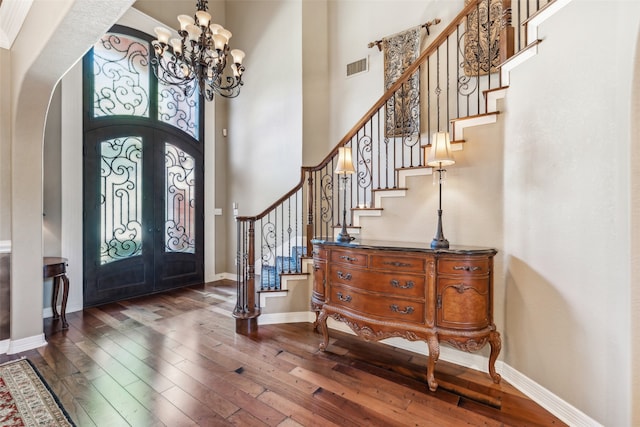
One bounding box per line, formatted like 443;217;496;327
453;265;481;272
337;271;352;280
384;261;411;267
390;279;414;289
313;264;321;271
452;284;474;293
337;292;352;302
339;255;358;262
390;304;414;315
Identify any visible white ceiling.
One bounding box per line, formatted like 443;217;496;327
0;0;33;49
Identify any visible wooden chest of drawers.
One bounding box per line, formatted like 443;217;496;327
311;238;501;392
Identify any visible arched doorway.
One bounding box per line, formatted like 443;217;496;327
82;26;204;306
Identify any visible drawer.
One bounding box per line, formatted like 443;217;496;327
329;285;425;324
370;254;426;273
437;257;490;276
312;247;328;260
330;249;368;267
329;264;425;298
437;277;490;329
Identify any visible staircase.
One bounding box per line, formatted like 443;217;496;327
233;0;571;332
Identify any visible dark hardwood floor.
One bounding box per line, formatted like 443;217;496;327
1;280;565;426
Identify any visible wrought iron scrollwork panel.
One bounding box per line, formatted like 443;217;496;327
93;33;150;118
319;172;335;226
261;220;276;267
158;82;199;139
100;136;143;264
356;137;373;191
165;143;196;253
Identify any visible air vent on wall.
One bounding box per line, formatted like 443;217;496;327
346;57;368;78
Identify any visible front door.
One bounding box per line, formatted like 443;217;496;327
82;26;204;307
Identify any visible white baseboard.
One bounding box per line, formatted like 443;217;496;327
0;339;9;354
259;311;316;325
500;363;602;427
214;272;236;281
6;333;47;354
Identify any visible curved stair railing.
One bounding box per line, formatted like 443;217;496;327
234;0;553;333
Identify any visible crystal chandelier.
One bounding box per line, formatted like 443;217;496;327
151;0;246;101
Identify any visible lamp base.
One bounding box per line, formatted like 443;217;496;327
336;228;353;242
430;237;449;249
430;208;449;249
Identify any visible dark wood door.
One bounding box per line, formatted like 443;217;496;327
83;126;203;306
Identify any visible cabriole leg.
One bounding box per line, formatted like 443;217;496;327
318;310;330;351
426;335;440;391
488;330;502;384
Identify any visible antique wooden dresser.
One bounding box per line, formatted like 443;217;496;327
311;238;501;391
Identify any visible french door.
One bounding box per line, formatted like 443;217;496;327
82;26;204;307
83;126;203;306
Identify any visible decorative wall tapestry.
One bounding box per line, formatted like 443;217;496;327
464;0;503;76
383;26;421;138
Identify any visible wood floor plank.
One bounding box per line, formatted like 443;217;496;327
162;385;232;426
293;365;462;426
257;390;342;427
125;379;198;427
2;281;565;427
174;358;287;426
90;372;165;426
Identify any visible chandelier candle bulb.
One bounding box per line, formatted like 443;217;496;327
231;49;245;65
195;10;211;27
218;29;232;41
178;15;195;31
154;27;171;45
170;39;182;55
212;34;227;51
186;24;202;42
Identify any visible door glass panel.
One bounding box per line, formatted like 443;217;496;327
158;81;199;139
93;33;150;118
165;143;195;253
101;137;143;264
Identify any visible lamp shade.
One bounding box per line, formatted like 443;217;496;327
334;147;355;174
426;131;455;167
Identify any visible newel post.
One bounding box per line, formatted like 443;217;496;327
234;218;260;335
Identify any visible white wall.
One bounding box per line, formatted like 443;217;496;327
0;48;10;240
226;0;303;215
631;20;640;427
502;2;637;425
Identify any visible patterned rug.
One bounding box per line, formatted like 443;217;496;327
0;359;75;426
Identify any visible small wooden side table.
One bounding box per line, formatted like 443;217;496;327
43;257;69;329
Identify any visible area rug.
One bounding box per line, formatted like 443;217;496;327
0;358;75;426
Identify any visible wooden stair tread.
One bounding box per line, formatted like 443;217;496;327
499;39;542;69
372;187;408;192
450;111;500;123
